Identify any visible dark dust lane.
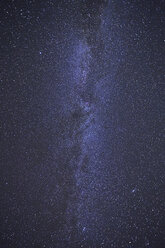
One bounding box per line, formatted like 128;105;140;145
0;1;164;248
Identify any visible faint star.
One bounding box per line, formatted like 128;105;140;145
131;188;136;193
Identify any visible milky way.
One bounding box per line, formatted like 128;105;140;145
1;0;165;247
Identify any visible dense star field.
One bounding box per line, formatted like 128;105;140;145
0;0;165;247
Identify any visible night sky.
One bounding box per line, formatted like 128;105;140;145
0;0;165;247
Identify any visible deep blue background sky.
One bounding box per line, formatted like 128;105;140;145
0;0;165;247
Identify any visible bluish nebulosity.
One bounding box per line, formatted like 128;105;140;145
0;0;165;247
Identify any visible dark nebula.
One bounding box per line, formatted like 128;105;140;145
0;0;165;247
